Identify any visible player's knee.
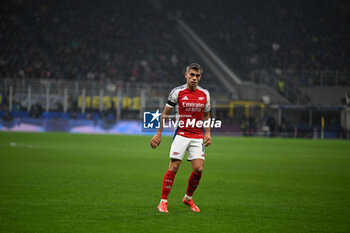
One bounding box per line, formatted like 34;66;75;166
168;167;178;173
169;165;179;174
193;166;203;174
169;159;181;173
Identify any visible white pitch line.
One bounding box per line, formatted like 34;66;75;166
9;142;42;148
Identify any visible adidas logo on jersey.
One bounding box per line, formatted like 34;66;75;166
182;96;189;100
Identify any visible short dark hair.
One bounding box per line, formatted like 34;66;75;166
186;63;203;74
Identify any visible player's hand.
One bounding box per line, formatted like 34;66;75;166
150;132;161;149
204;133;212;147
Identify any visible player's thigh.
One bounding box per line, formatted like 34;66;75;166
187;138;205;161
169;135;191;161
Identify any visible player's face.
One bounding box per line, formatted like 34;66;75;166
185;69;201;89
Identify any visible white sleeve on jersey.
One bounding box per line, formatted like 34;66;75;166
166;86;182;108
204;90;211;112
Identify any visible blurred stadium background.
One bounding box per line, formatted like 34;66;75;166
1;0;350;138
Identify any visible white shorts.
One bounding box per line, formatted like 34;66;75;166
169;135;205;161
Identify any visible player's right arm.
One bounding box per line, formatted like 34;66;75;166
150;105;173;149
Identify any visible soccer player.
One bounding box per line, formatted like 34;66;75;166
150;63;212;213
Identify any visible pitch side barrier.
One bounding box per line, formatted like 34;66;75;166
0;102;347;138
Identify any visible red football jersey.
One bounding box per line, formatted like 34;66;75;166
166;84;211;139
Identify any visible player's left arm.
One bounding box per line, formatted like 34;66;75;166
203;90;211;146
203;111;212;146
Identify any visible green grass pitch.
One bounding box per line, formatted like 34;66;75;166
0;132;350;233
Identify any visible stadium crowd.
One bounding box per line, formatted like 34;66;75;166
0;2;51;80
1;0;200;86
169;0;350;82
1;0;349;88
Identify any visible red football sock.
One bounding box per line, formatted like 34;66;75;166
186;171;202;197
161;170;176;200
